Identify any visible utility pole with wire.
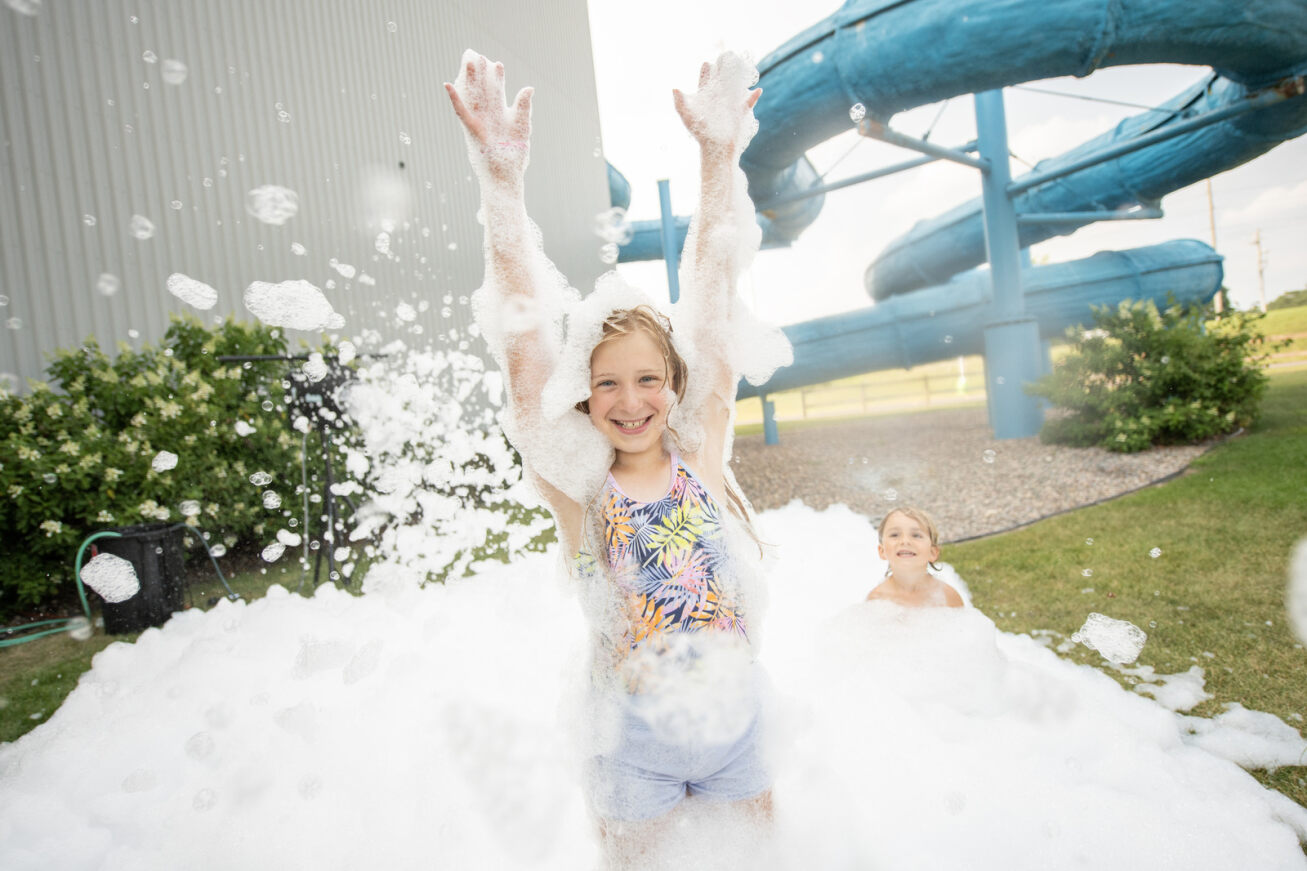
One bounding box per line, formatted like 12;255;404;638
1206;179;1223;313
1252;229;1268;313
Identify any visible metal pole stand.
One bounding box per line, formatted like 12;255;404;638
975;88;1044;439
983;318;1045;439
762;396;779;445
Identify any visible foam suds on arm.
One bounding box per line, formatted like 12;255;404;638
448;51;609;513
668;54;792;470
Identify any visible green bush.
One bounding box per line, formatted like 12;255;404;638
0;315;319;615
1027;298;1275;453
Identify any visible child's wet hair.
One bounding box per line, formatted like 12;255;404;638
574;305;688;415
879;506;942;572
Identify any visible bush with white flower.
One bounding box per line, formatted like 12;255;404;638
0;315;319;614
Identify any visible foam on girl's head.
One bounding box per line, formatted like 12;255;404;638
540;273;678;422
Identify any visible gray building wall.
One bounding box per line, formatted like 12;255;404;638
0;0;609;389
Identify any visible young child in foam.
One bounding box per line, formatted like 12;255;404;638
866;506;965;608
445;50;791;864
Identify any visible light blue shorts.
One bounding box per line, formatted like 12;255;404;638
585;680;772;821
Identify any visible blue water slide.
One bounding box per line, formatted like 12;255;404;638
616;0;1307;267
736;239;1222;398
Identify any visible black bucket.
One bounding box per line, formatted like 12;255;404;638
93;523;186;634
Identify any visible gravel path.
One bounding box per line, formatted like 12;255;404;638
730;407;1209;542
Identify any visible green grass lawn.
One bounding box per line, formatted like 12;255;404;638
951;367;1307;805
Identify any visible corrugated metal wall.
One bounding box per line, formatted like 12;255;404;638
0;0;609;389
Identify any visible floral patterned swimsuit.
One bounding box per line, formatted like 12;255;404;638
580;453;749;681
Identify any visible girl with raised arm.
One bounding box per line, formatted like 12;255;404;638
446;50;789;865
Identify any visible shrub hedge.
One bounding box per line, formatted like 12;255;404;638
1027;299;1275;452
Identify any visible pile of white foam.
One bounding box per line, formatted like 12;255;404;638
2;502;1305;870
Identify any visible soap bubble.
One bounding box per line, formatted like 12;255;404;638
262;491;282;510
249;471;273;486
161;59;188;85
395;302;417;323
235;421;256;436
276;529;302;547
185;731;214;760
1149;547;1162;559
129;214;155;240
80;552;140;603
593;207;633;245
180;500;202;517
884;488;898;502
244;280;343;331
260;542;286;562
1071;612;1147;664
151;450;178;472
209;543;227;558
170;200;183;210
245;185;299;225
192;788;217;811
399;131;411;146
849;103;866;123
1081;569;1093;578
42;472;57;484
811;50;824;63
982;449;996;464
166;273;218;310
66;616;93;641
5;318;21;330
599;243;619;265
5;0;42;16
943;334;953;344
142;50;157;64
302;353;328;383
291;242;307;256
1086;538;1094;546
82;214;97;227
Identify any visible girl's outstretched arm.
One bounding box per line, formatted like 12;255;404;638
446;52;584;525
671;56;765;483
444;52;550;409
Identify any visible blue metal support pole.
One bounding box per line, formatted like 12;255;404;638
657;179;681;304
762;395;779;446
975;89;1044;439
858;119;990;171
1017;207;1163;224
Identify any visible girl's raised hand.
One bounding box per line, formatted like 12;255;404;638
444;51;534;180
672;53;761;153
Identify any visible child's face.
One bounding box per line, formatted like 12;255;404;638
877;511;939;574
587;330;671;455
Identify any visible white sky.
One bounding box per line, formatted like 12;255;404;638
587;0;1307;324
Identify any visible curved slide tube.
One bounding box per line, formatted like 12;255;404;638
867;72;1307;300
736;240;1220;398
617;0;1307;267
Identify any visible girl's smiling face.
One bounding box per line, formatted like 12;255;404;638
878;510;940;574
587;330;671;456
